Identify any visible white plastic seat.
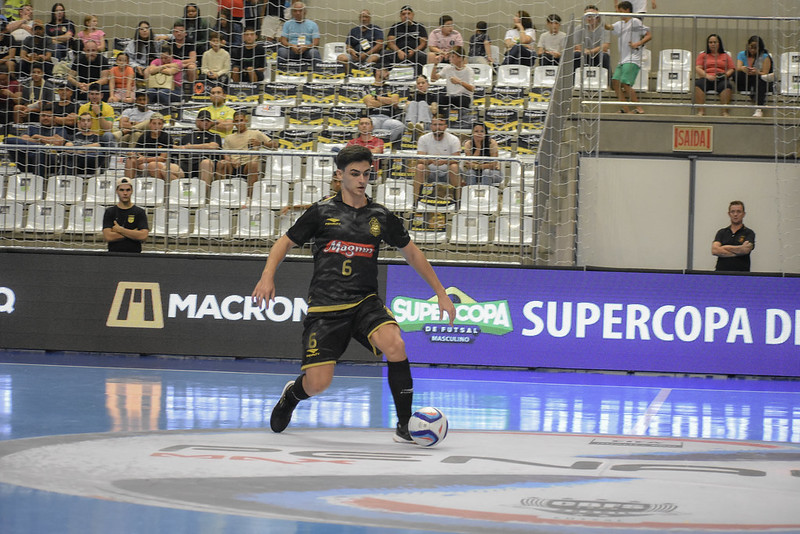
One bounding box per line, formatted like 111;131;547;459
500;186;534;216
0;200;24;231
322;42;347;63
190;206;232;238
45;175;84;204
84;176;117;205
656;49;692;93
167;178;206;208
5;173;44;203
251;179;291;209
490;45;500;65
387;64;416;85
132;176;165;206
459;184;500;214
779;51;800;95
494;214;533;245
498;65;532;88
632;48;651;91
64;202;104;234
574;67;609;90
422;63;447;85
507;157;536;187
295;179;331;205
307;156;336;182
468;63;493;88
266;155;303;182
209;178;247;208
233;207;275;239
274;70;308;84
23;202;66;233
374;180;414;212
150;206;190;237
449;212;490;245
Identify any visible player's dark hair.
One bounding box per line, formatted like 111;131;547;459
617;1;633;12
335;145;373;170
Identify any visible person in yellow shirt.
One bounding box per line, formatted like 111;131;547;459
199;85;235;137
77;85;116;146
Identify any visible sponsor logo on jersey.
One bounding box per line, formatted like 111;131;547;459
323;240;375;258
324;218;341;226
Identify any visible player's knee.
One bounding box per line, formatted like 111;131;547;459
382;335;406;361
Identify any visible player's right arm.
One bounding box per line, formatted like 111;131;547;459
252;234;296;306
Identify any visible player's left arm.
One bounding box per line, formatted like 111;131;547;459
400;240;455;325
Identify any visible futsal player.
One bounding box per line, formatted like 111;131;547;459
251;145;456;442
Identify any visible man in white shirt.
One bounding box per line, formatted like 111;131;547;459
414;116;460;201
615;0;656;13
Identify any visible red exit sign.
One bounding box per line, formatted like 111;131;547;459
673;125;713;152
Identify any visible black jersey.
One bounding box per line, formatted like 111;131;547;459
286;192;411;310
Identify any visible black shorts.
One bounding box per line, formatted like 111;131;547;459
300;295;397;370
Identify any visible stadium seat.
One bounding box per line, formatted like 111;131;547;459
150;206;191;237
498;65;532;88
209;178;247;208
311;61;346;84
533;66;559;88
132;176;165;207
468;63;494;88
234;207;275;239
322;42;347;63
779;51;800;95
507;157;536;188
0;200;24;231
307;155;336;182
656;49;692;93
4;173;44;203
250;179;291;210
374;180;414;212
490;45;500;65
190;206;233;238
84;176;117;205
23;202;66;233
167;178;206;208
574;67;609;90
459;184;500;214
500;186;535;216
388;65;416;85
266;154;303;182
294;179;331;205
494;214;534;245
64;203;104;234
632;48;651;91
45;175;84;204
422;63;447;85
449;212;490;245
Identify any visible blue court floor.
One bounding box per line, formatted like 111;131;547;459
0;349;798;533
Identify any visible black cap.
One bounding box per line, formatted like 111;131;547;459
197;109;212;120
400;5;413;12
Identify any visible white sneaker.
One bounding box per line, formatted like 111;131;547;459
752;109;763;117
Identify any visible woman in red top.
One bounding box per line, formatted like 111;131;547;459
346;116;384;175
694;33;735;116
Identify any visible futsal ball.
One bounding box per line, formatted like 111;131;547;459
408;407;448;447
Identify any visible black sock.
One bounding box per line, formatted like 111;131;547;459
287;374;310;406
387;359;413;426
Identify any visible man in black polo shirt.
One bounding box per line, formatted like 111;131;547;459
176;109;222;187
252;145;456;443
67;40;110;101
712;200;755;272
385;5;428;74
102;177;149;253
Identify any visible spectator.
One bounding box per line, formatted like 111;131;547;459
346;116;384;173
116;92;153;147
615;0;657;13
502;10;536;66
76;14;105;52
337;10;384;71
385;5;428;74
736;35;772;118
430;45;473;118
213;7;243;49
218;0;245;22
201;32;231;88
278;1;321;68
125;112;183;181
175;109;222;188
125;21;161;79
414;116;460;201
102;177;149;253
145;45;183;106
5;4;34;42
19;21;54;77
537;14;567;66
260;0;283;44
405;74;436;133
13;63;54;124
0;66;21;127
243;0;261;37
77;86;116;147
468;21;494;66
64;112;107;175
164;22;198;84
200;85;236;137
694;33;734;117
463;122;502;186
178;3;210;53
108;53;135;104
428;15;463;64
232;26;267;82
574;6;611;74
605;1;651;114
0;24;17;75
363;68;406;144
218;110;277;193
67;40;110;101
52;83;78;135
45;2;75;60
4;104;67;178
712;200;755;272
